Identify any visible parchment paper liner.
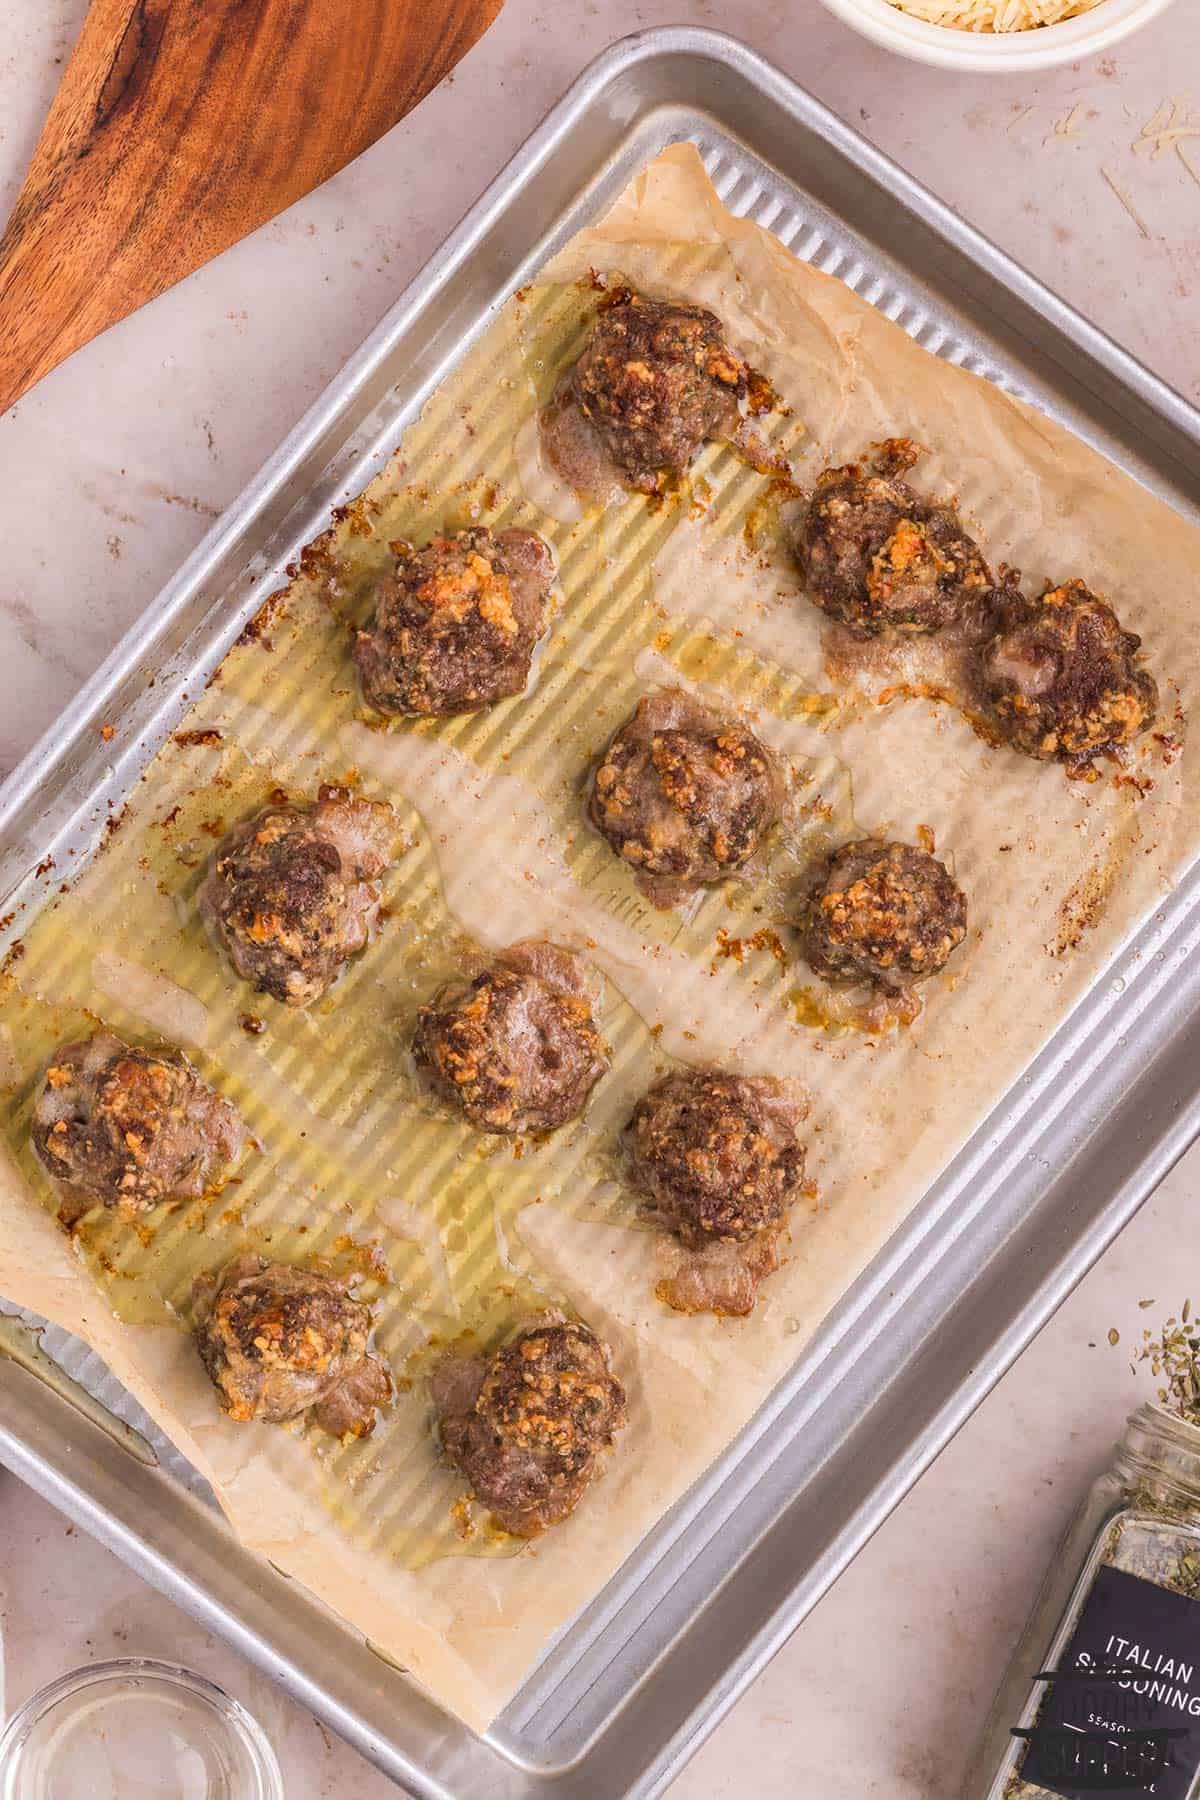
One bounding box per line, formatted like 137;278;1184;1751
0;145;1194;1731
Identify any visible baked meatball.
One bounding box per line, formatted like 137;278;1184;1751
32;1032;245;1220
413;942;607;1136
625;1069;806;1248
794;438;991;636
354;526;554;717
193;1254;389;1438
543;290;749;497
432;1318;626;1536
203;785;396;1007
589;689;781;907
798;839;967;992
979;577;1157;776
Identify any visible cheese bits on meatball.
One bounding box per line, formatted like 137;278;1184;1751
413;942;608;1136
979;577;1157;777
798;839;967;992
589;688;781;907
543;290;751;499
432;1319;626;1537
355;526;555;718
794;438;991;636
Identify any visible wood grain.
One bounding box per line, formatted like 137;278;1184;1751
0;0;505;413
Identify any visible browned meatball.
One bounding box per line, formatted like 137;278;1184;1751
979;577;1157;776
589;689;781;907
354;526;554;717
32;1033;246;1220
193;1254;389;1438
794;438;992;636
799;839;967;992
543;291;749;498
625;1069;806;1248
413;942;607;1135
432;1318;626;1536
203;785;396;1007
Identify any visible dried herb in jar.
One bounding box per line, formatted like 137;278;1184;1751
969;1304;1200;1800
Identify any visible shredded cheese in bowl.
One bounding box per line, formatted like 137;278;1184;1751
885;0;1105;26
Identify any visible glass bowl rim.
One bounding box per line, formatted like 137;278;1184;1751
0;1656;284;1799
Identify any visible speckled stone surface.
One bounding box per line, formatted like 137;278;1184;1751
0;2;1197;1793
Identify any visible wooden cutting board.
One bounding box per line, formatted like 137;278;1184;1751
0;0;505;415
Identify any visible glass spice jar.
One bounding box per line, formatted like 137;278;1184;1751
967;1400;1200;1800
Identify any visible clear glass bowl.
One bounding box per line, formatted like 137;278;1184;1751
0;1659;284;1800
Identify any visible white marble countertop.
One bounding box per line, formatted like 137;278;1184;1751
1;1;1198;1794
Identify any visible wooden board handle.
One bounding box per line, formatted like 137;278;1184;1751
0;0;504;414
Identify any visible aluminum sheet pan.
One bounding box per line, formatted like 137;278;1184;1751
2;27;1199;1799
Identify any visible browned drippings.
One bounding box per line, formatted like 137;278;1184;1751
789;981;921;1036
656;1228;783;1318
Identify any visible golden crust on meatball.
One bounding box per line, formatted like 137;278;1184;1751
799;839;967;992
553;291;749;495
414;942;608;1135
795;438;992;636
979;577;1157;776
32;1033;245;1219
433;1319;626;1537
625;1068;806;1248
354;526;555;717
589;688;781;906
194;1255;389;1438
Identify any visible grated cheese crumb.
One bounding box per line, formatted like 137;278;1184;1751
885;0;1104;30
1100;167;1152;242
1133;98;1200;162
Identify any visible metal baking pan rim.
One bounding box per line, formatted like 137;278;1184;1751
0;27;1198;1800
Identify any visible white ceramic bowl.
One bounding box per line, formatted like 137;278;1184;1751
816;0;1177;71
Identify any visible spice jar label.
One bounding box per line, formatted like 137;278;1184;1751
1017;1563;1200;1798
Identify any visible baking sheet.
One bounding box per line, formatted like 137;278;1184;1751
0;141;1195;1733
